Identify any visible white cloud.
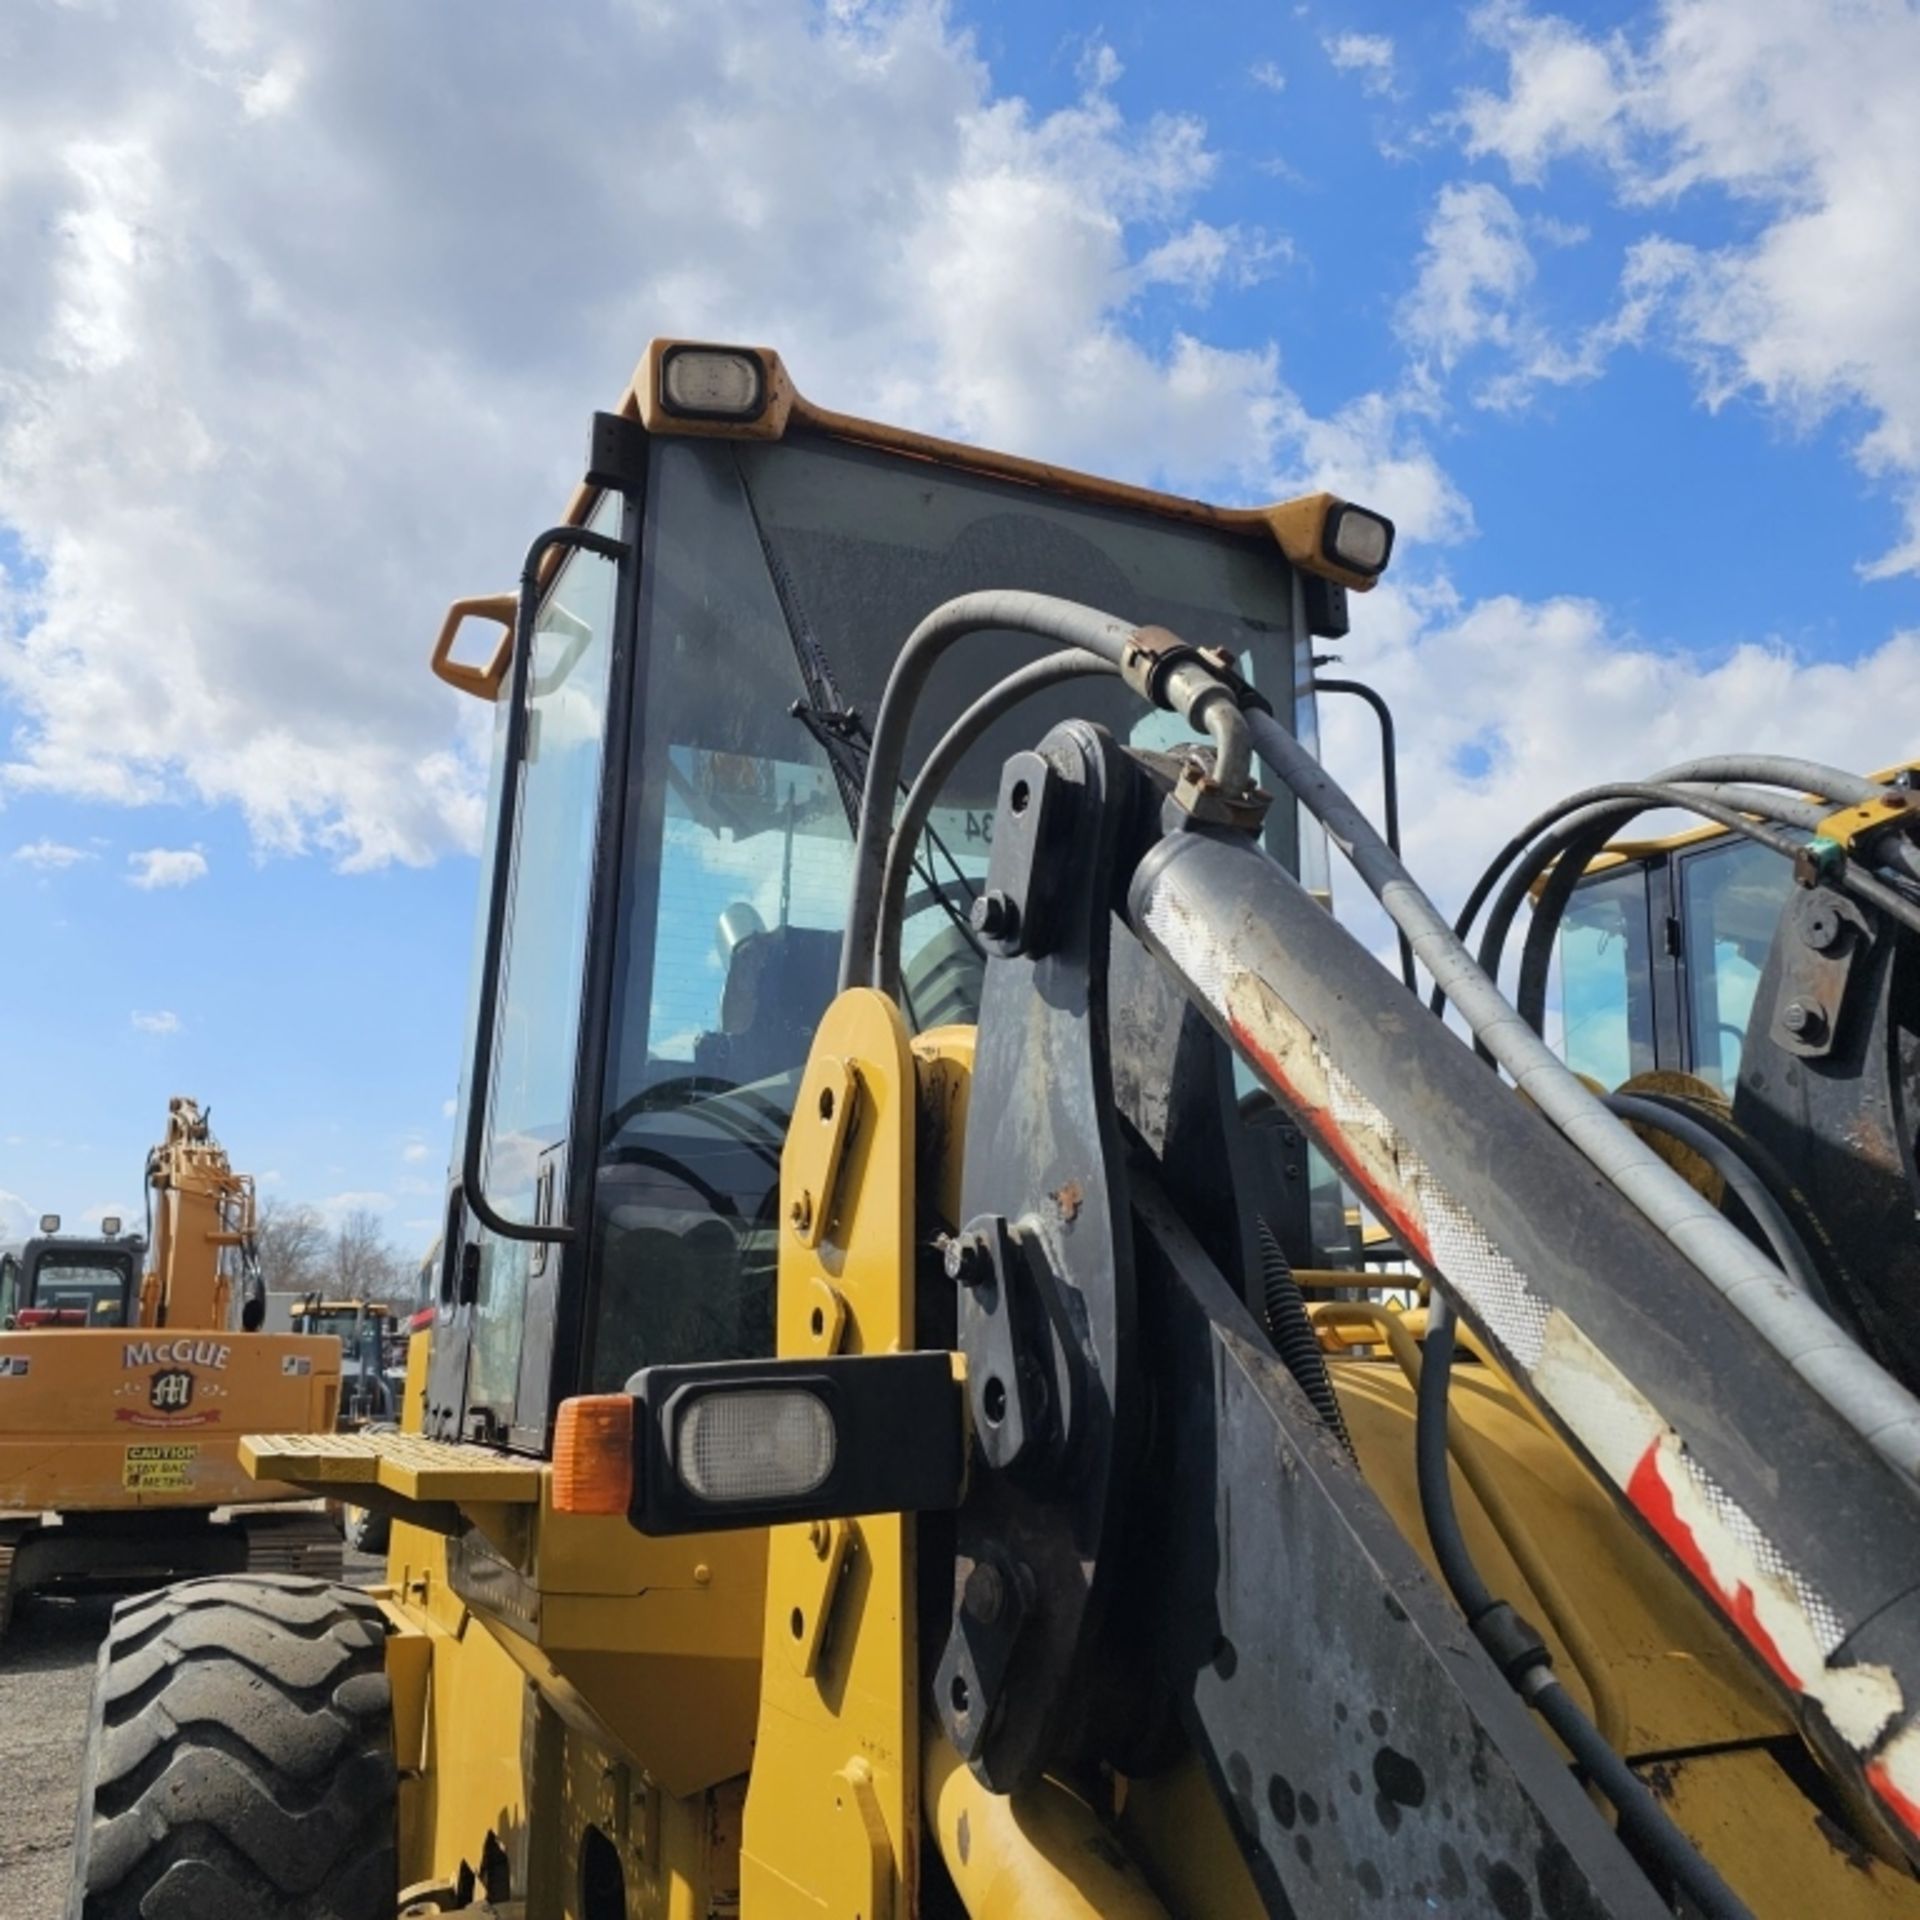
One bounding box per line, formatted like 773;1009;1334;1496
0;0;1440;870
1398;182;1535;374
401;1141;430;1163
1325;32;1398;95
318;1189;393;1219
440;1097;457;1120
126;845;207;889
0;1190;35;1242
1250;60;1287;93
11;838;94;869
131;1008;182;1035
1456;4;1634;183
1456;1;1920;575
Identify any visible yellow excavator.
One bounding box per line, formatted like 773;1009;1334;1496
0;1097;341;1633
64;342;1920;1919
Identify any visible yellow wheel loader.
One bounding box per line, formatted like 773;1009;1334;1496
66;342;1920;1919
0;1098;342;1634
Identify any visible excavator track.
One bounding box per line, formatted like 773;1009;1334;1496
236;1506;345;1582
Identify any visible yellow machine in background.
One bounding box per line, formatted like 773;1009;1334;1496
0;1097;341;1632
62;345;1920;1920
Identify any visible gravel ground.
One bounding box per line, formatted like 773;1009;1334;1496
0;1541;387;1920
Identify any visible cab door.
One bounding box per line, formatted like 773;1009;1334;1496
429;482;637;1449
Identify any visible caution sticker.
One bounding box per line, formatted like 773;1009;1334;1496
123;1443;199;1492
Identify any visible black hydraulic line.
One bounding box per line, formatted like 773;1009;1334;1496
876;649;1119;1000
840;593;1141;993
1314;676;1418;994
1464;782;1804;1016
1415;1298;1752;1920
1256;1214;1355;1458
1602;1093;1826;1302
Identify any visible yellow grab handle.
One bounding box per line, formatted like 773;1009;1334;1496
429;591;517;700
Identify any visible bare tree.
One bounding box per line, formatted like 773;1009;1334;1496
330;1207;412;1303
253;1199;328;1295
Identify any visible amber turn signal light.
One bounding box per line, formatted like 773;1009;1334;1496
552;1394;635;1516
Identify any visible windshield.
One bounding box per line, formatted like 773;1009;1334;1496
583;430;1313;1390
299;1310;361;1343
29;1257;133;1325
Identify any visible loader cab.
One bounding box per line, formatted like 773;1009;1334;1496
1558;829;1796;1092
1556;764;1919;1094
16;1233;141;1327
425;340;1343;1455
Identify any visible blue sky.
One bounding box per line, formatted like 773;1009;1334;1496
4;0;1919;1244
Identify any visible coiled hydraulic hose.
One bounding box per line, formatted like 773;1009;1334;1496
1239;701;1920;1482
1416;1297;1752;1919
1256;1215;1354;1457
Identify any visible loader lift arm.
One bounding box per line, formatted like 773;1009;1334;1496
776;598;1918;1914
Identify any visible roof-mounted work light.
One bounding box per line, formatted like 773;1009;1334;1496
38;1214;59;1235
1322;501;1394;576
658;345;768;422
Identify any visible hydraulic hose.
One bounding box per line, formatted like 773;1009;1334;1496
842;591;1253;993
841;593;1140;994
1317;1300;1628;1752
875;649;1119;1001
1416;1299;1752;1920
1256;1215;1354;1457
1241;701;1920;1482
1602;1093;1826;1302
1437;761;1920;1022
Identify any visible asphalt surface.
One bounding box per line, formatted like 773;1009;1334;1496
0;1543;386;1920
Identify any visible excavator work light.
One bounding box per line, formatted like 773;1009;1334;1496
38;1214;58;1235
1323;501;1394;576
616;1351;965;1535
100;1216;121;1236
659;345;766;421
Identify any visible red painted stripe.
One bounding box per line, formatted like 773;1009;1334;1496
1867;1761;1920;1841
1227;1008;1436;1266
1627;1438;1801;1692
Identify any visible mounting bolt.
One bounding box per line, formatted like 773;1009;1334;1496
788;1190;813;1233
970;889;1020;942
1782;1001;1828;1041
943;1231;993;1288
963;1560;1006;1626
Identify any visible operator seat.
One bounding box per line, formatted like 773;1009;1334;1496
694;923;842;1089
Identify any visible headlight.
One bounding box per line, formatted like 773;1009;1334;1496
676;1387;837;1503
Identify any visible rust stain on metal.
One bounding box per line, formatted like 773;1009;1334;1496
1052;1180;1083;1224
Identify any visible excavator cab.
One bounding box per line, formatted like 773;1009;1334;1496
86;342;1920;1920
17;1232;141;1326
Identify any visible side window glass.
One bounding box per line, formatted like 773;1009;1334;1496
1680;839;1792;1092
1559;866;1657;1088
470;498;620;1416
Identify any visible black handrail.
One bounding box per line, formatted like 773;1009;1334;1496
461;523;627;1245
1313;675;1417;993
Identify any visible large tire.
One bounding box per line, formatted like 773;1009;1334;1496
68;1575;396;1920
